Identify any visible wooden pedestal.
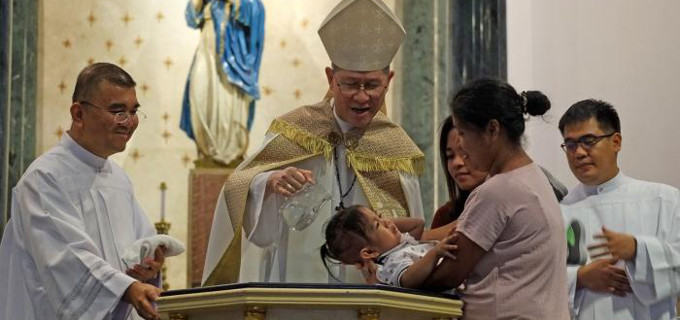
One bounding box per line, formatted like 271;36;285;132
187;168;233;288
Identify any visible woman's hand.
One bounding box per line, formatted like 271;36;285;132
355;260;379;285
433;233;459;260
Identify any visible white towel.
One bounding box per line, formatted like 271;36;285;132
121;234;185;269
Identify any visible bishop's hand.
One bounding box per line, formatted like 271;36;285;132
267;167;314;197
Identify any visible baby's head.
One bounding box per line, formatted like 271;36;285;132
320;205;401;272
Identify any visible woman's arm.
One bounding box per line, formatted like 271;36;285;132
391;217;425;239
400;234;458;288
392;216;457;242
422;220;458;241
400;249;440;288
430;202;455;229
422;232;486;290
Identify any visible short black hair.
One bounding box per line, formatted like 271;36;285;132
72;62;136;103
558;99;621;135
451;78;551;146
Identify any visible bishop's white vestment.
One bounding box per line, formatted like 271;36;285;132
202;100;424;285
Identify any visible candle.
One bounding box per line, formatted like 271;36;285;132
160;182;167;221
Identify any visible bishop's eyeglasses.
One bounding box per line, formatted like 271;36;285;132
336;82;387;98
560;132;616;153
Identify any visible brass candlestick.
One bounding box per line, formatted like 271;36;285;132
155;220;171;291
156;182;170;290
155;220;170;234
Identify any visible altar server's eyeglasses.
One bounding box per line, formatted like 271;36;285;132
80;100;146;124
560;132;616;153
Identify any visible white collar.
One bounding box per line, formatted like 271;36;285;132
62;132;108;171
584;170;628;196
331;100;354;134
376;233;420;263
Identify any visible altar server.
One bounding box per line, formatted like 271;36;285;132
0;63;164;320
560;99;680;320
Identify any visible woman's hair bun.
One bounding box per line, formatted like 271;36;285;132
523;90;551;116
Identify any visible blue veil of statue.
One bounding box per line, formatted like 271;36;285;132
181;0;265;139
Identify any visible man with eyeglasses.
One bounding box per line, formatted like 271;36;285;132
203;0;424;285
0;63;164;320
558;99;680;320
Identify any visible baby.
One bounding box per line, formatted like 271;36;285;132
320;205;457;289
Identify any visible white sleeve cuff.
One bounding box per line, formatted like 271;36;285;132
244;171;284;246
629;235;651;283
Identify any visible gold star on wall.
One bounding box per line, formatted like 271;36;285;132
130;149;142;162
301;19;309;28
105;39;114;51
140;83;150;95
162;112;170;122
182;153;191;167
122;12;133;26
262;86;273;96
87;12;97;27
55;127;64;139
162;130;172;143
291;58;301;67
134;36;143;49
62;39;72;48
280;40;287;49
87;57;95;65
163;57;173;70
156;11;165;23
118;56;128;67
58;81;66;93
294;88;302;99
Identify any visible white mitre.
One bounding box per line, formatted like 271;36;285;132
318;0;406;71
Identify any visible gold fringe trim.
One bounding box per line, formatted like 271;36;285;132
269;119;334;160
270;119;424;175
348;151;424;175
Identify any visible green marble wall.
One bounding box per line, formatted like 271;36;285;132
395;0;452;223
396;0;506;223
1;0;38;234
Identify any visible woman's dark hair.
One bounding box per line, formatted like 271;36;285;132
451;78;551;145
320;205;371;280
437;117;471;223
